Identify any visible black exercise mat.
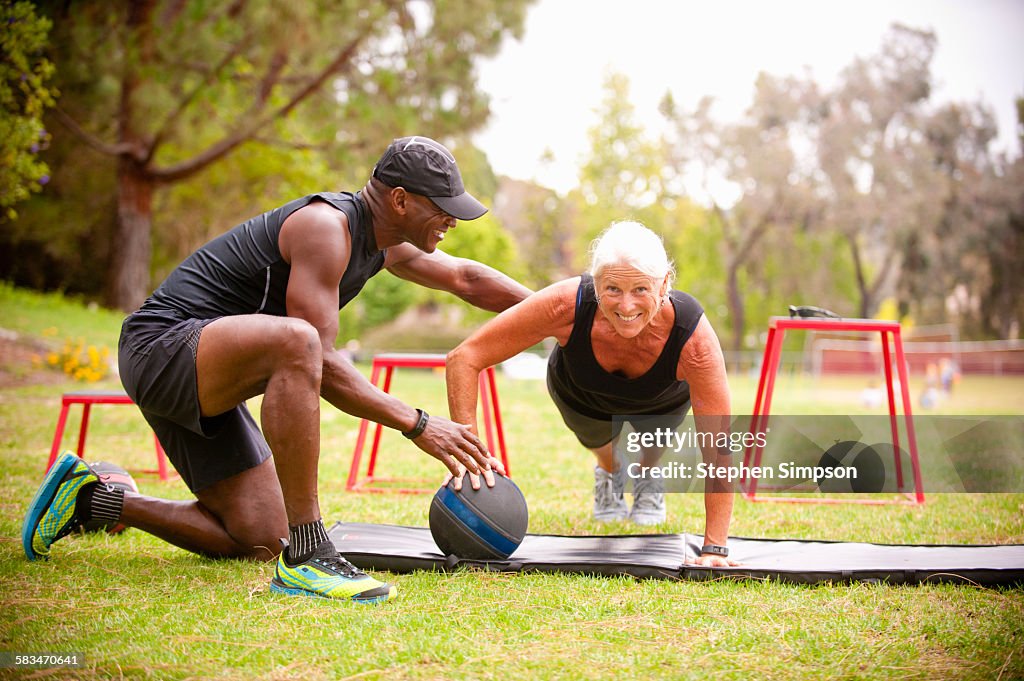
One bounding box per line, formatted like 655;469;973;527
328;522;1024;586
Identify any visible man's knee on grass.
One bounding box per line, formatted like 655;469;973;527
220;513;286;562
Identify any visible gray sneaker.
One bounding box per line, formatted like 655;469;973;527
630;474;666;525
593;465;628;521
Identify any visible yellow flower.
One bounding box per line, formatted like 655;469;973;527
43;337;112;382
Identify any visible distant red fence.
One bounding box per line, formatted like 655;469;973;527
812;339;1024;376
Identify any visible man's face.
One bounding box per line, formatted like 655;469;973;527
405;192;456;253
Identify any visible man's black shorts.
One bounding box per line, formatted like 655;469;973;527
118;313;271;493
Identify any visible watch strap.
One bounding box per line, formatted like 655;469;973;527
402;409;429;439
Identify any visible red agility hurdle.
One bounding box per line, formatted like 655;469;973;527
346;353;510;494
46;390;172;481
741;317;924;505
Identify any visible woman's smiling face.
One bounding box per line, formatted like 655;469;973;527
594;265;668;339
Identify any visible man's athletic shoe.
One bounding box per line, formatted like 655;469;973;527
271;540;397;603
22;451;99;560
630;474;666;525
593;465;628;522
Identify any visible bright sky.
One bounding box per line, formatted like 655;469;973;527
474;0;1024;195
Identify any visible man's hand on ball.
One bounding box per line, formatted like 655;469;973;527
441;457;503;491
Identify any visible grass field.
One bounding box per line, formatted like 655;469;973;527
1;286;1022;680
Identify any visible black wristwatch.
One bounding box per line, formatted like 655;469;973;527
701;544;729;557
402;409;429;439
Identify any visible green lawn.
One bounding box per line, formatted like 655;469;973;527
1;287;1022;680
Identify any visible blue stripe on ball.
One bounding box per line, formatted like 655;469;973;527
436;485;519;558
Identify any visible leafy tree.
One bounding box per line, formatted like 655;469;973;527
416;209;525;324
22;0;531;310
656;23;1023;345
570;72;671;264
818;25;1021;337
658;197;728;321
661;73;825;352
913;98;1023;337
491;176;572;288
0;137;116;293
0;0;57;220
660;22;1024;348
336;271;417;343
152;138;335;282
817;24;944;319
571;73;726;334
577;73;668;210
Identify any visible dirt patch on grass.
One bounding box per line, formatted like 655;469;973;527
0;330;65;388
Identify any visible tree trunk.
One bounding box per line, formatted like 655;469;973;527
107;157;154;311
847;232;871;318
727;259;745;354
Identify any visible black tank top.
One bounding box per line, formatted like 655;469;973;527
126;192;384;332
547;273;704;420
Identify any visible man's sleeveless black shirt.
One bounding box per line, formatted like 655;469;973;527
125;192;384;338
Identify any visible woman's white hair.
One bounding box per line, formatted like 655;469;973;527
588;221;675;290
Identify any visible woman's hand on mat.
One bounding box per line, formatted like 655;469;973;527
687;553;740;568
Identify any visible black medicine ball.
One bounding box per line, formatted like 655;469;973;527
851;445;886;494
815;441;888;494
816;440;860;493
429;473;528;560
82;461;138;534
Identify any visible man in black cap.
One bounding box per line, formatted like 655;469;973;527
22;136;531;603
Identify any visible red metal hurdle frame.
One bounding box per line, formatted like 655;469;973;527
346;353;510;493
46;390;172;481
741;317;925;505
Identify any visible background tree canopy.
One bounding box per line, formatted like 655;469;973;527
0;1;57;220
1;0;531;310
656;24;1022;344
1;8;1020;347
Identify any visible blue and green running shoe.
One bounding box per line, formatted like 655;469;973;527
23;451;99;561
271;540;397;603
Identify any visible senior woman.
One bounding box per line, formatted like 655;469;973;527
446;221;738;567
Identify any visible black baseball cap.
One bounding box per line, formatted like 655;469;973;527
372;136;488;221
